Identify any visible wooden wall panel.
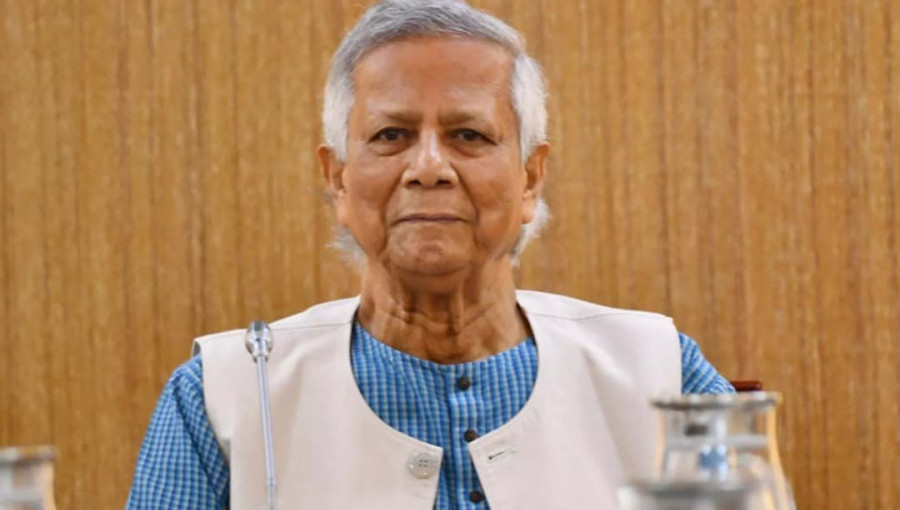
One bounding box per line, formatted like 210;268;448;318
1;1;898;508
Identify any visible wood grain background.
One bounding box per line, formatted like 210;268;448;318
1;0;898;508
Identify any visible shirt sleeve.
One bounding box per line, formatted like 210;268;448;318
679;332;736;394
127;356;230;509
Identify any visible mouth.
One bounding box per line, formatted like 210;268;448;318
397;213;464;224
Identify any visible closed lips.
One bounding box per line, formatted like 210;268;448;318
398;214;463;222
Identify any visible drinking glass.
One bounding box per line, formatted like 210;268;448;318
0;446;56;510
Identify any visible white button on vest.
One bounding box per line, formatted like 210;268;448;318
407;452;440;479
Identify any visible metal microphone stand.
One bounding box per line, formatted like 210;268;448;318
245;320;277;510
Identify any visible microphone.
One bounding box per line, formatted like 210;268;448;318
245;320;277;510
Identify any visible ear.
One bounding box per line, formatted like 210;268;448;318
521;142;550;224
317;145;349;225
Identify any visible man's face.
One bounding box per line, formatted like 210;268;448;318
322;36;546;281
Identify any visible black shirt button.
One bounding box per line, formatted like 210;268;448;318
456;376;472;390
469;490;485;503
464;429;478;442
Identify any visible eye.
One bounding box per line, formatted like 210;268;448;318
454;128;488;143
371;127;410;142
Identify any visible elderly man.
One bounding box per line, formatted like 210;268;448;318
128;0;733;508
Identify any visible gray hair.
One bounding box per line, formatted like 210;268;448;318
323;0;550;262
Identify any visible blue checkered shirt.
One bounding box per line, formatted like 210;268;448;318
127;324;733;509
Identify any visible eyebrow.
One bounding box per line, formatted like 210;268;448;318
373;109;422;125
438;110;484;125
367;108;488;126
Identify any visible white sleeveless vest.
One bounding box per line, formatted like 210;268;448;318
195;290;681;509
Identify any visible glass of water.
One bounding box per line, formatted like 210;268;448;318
0;446;56;510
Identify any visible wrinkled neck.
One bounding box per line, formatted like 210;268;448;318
357;259;529;364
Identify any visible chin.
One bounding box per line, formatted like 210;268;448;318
389;248;471;285
405;253;468;274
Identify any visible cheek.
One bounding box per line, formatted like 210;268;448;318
344;159;399;214
467;167;525;221
341;161;404;249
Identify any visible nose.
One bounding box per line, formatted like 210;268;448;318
402;131;458;188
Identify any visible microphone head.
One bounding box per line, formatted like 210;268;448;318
245;320;274;360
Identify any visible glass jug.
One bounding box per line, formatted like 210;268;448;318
650;392;794;510
0;446;56;510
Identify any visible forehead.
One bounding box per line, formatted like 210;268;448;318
352;36;515;118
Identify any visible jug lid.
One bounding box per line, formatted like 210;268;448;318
651;391;781;411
